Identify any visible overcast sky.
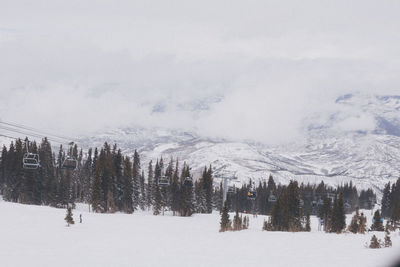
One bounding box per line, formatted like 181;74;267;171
1;0;400;143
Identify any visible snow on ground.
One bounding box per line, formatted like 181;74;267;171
0;200;399;267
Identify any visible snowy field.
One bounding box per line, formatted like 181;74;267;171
0;200;399;267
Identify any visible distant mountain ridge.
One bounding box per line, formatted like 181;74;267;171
1;93;399;193
78;93;400;193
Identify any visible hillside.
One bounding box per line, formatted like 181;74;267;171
0;199;398;267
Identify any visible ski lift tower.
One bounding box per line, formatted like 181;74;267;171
222;173;238;204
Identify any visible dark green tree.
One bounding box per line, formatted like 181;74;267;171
384;232;392;247
65;207;74;226
370;210;384;231
348;207;360;234
369;235;381;249
330;193;346;233
220;201;231;232
305;212;311;232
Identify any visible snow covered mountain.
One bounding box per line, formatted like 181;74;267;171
1;93;399;192
77;93;400;192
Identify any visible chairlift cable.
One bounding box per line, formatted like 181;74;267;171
0;120;77;143
0;133;19;140
0;125;71;145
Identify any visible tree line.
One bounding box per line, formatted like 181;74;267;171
381;178;400;225
0;137;393;227
224;175;376;216
0;138;214;216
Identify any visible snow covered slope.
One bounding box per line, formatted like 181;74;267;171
0;199;398;267
77;94;400;192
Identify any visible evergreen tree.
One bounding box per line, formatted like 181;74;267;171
233;209;241;231
287;181;302;231
82;148;93;204
381;182;391;218
202;165;213;213
139;170;146;211
194;180;206;213
146;160;153;209
153;160;162;215
112;148;124;211
370;210;384;231
391;202;400;223
369;235;381;249
220;201;231;232
132;150;140;210
243;216;248;230
91;163;104;212
358;212;367;234
348;207;360;234
305;212;311;232
153;181;162;215
170;159;180;215
65;207;74;226
330;193;346;233
384;232;392;247
122;156;133;213
179;163;194;217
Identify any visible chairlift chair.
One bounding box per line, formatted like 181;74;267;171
327;192;336;201
62;156;78;170
344;202;351;210
62;142;78;170
227;186;235;194
159;176;170;187
183;176;193;187
248;190;257;200
268;194;277;203
23;153;40;170
311;200;317;208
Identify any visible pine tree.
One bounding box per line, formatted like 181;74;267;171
146;160;153;209
384;232;392;247
65;207;74;226
202;165;213;214
305;212;311;232
91;163;104;213
153;182;162;216
233;209;241;231
220;201;231;232
348;207;360;234
112;148;123;211
381;182;391;218
139;170;146;211
132;150;140;210
358;212;367;234
179;163;194;217
369;235;381;249
370;210;384;231
170;159;180;215
122;156;133;213
330;193;346;233
287;181;301;231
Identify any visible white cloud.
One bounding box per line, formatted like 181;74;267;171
0;0;400;143
335;114;376;133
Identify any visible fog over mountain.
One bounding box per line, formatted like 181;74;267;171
73;93;400;193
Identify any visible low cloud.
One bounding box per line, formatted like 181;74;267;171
1;0;400;143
